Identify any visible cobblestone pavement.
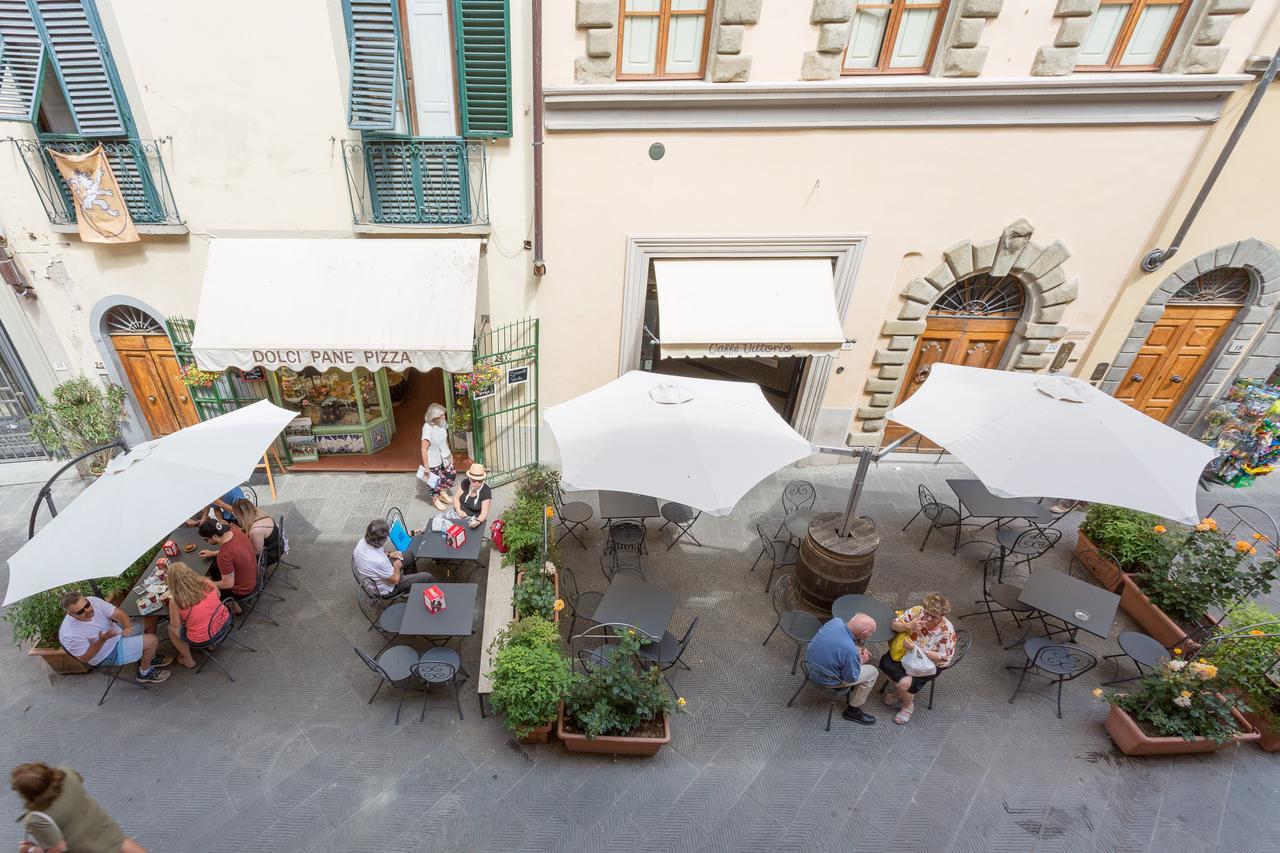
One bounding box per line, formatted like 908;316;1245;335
0;458;1277;852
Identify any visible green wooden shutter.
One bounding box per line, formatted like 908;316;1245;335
29;0;126;136
342;0;401;131
453;0;511;138
0;0;45;123
364;139;468;224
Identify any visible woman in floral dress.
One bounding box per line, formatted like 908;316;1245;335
420;403;456;497
880;592;957;725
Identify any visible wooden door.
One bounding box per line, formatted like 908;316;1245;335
884;317;1017;447
1114;305;1237;422
111;335;200;436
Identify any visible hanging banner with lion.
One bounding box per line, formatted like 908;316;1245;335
47;144;140;244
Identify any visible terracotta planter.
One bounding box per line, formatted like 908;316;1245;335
557;707;671;756
27;646;88;674
513;570;560;625
518;720;555;745
1075;532;1125;591
1104;705;1259;755
1242;710;1280;752
1117;574;1203;650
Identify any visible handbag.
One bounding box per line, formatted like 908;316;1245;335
21;810;59;853
888;630;910;662
416;465;441;490
902;645;937;677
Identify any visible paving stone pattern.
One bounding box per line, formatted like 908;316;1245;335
0;460;1278;852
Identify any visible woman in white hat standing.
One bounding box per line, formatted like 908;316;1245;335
420;403;456;497
452;463;492;530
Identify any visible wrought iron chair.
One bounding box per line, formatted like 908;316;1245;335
638;618;698;696
386;506;407;533
262;514;298;592
185;599;256;683
1030;498;1081;532
229;550;280;630
354;645;422;725
775;480;818;544
1067;546;1124;590
956;543;1035;647
1102;632;1171;686
558;565;603;638
62;640;151;706
786;660;853;732
599;539;643;582
412;647;467;721
993;527;1061;581
1006;638;1098;719
762;572;821;675
923;629;971;710
752;522;799;593
553;489;594;549
659;502;703;549
238;483;258;506
903;484;963;553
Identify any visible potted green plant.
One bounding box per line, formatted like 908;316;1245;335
28;375;127;476
515;466;561;508
1099;654;1259;755
1213;602;1280;752
558;629;684;756
513;566;559;624
500;496;549;567
1076;504;1170;590
487;616;577;744
447;398;473;454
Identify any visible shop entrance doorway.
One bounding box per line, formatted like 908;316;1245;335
107;307;199;437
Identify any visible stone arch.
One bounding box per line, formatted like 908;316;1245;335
857;218;1078;434
1101;239;1280;432
89;294;170;444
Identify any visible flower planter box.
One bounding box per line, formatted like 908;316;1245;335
513;570;560;626
557;707;670;756
27;646;88;674
518;721;555;745
1104;705;1259;755
1242;710;1280;752
1075;532;1126;591
1117;574;1203;650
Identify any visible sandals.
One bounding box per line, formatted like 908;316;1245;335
894;705;915;725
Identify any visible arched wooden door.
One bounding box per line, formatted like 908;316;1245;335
107;307;199;436
884;274;1024;447
1114;268;1249;423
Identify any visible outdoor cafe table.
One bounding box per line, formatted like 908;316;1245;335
1017;567;1120;641
591;574;677;641
598;491;661;525
407;521;488;578
121;525;213;618
830;594;895;642
947;479;1052;527
399;582;478;640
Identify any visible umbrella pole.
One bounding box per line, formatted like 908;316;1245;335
820;431;917;538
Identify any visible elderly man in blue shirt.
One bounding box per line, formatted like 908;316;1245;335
804;612;880;725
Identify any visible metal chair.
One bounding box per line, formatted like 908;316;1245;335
553;489;594;549
558;565;603;638
1006;637;1098;719
638;618;698;695
412;647;467;721
608;520;647;555
775;480;818;543
238;483;258;505
62;641;151;706
786;660;853;732
354;564;405;652
993;527;1061;581
659;502;702;549
903;484;963;553
1067;546;1123;587
1030;498;1081;531
923;629;971;710
956;544;1035;646
762;573;821;675
230;551;280;630
262;514;298;592
355;644;422;724
599;539;643;582
1102;631;1171;686
387;506;407;532
186;599;257;683
752;523;799;593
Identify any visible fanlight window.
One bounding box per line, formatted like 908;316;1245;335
105;306;165;336
1169;268;1251;305
930;274;1025;318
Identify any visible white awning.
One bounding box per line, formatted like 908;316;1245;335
653;259;845;359
192;238;479;373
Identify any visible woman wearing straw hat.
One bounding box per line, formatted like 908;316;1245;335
452;463;492;530
420;403;456;497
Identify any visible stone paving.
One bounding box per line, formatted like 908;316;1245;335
0;458;1278;852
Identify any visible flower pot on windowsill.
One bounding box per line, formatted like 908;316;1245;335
557;706;671;756
1117;574;1204;650
1074;532;1125;591
1104;704;1259;756
27;645;88;674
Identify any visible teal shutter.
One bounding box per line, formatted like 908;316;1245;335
28;0;126;136
453;0;511;138
342;0;402;131
364;139;468;224
0;0;45;122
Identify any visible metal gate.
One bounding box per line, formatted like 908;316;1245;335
0;321;46;460
470;318;538;487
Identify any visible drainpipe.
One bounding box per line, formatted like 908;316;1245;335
1141;47;1280;273
531;0;546;278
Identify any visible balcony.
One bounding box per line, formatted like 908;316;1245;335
341;137;489;233
13;136;185;234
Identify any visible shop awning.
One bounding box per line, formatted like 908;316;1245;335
192;238;479;373
653;259;845;359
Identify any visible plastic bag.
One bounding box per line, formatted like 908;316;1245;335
902;645;937;677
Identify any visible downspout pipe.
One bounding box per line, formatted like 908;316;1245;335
531;0;546;277
1141;47;1280;273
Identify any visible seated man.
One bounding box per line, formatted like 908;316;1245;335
58;592;172;684
198;517;258;613
354;520;436;600
804;612;879;725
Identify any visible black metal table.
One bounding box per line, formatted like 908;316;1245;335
407;520;488;577
399;582;478;639
947;479;1050;523
591;575;677;641
122;526;213;618
1017;567;1120;640
599;491;661;524
830;594;895;642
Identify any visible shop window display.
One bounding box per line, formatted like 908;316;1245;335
270;366;394;458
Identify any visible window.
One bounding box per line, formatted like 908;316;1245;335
842;0;949;75
617;0;712;80
1169;268;1251;305
930;274;1024;318
1076;0;1190;71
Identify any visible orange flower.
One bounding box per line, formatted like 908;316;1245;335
553;599;565;612
1236;540;1253;553
545;506;555;519
1203;518;1218;530
1254;532;1267;541
1250;629;1265;636
1153;525;1167;534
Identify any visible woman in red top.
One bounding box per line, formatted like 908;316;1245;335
165;561;230;668
198;516;258;613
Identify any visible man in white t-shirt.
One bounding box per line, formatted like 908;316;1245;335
58;592;172;684
353;519;436;599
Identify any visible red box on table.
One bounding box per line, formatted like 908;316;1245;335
422;584;446;613
155;557;170;571
162;539;179;557
444;523;467;550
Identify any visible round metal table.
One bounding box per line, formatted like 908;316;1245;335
830;594;896;642
784;510;820;541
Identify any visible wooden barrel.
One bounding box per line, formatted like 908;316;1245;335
795;512;879;612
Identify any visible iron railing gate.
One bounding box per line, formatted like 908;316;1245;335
470;318;538;486
0;321;45;460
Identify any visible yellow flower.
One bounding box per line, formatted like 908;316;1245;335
627;629;636;635
1173;648;1183;656
545;506;555;518
676;697;687;708
1250;629;1265;636
1254;532;1267;541
553;599;565;612
1091;688;1104;699
1180;690;1192;699
1153;525;1167;534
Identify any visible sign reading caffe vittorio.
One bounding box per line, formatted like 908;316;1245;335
705;343;796;355
251;349;418;367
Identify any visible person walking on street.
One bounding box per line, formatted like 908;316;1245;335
420;404;456;498
12;761;147;852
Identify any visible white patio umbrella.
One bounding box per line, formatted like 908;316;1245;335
543;371;814;516
887;363;1216;525
4;400;296;605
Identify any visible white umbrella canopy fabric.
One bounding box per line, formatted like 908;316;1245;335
4;400;296;605
887;364;1216;525
543;371;814;516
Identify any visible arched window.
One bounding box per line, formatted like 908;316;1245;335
1169;268;1251;306
105;306;165;335
930;274;1025;319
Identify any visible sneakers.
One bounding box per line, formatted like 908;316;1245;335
150;654;174;669
841;707;876;725
135;667;171;684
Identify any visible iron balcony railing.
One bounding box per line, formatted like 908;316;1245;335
12;136;183;227
341;136;489;227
